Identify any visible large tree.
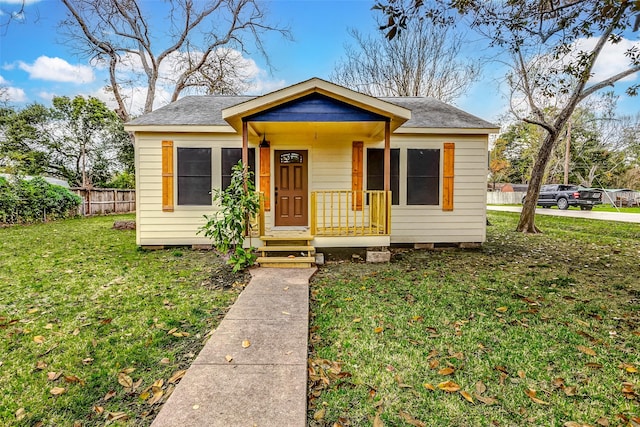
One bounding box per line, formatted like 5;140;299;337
375;0;640;232
330;16;480;102
0;96;131;187
60;0;290;121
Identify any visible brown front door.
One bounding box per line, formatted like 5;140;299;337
275;150;308;226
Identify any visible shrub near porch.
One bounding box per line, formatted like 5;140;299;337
308;212;640;426
0;214;246;426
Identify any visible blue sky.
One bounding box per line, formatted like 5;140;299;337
0;0;638;124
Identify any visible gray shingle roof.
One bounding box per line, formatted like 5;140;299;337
127;94;497;130
380;97;497;129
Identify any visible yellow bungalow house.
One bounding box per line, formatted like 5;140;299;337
125;78;498;266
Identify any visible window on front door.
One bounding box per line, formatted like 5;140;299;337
177;148;212;206
407;149;440;205
366;148;400;205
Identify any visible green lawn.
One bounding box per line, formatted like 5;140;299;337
308;212;640;426
0;215;244;426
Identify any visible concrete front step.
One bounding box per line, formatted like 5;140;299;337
256;256;315;268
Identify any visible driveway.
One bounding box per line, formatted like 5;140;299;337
488;205;640;224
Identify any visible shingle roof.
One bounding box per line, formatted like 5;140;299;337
127;94;497;130
380;97;497;129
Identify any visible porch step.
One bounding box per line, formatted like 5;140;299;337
260;235;314;245
257;245;315;256
256;256;315;268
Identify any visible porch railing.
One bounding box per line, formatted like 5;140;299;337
311;190;391;236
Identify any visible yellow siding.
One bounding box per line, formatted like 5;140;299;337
134;130;489;246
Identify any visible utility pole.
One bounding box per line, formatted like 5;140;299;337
563;119;572;185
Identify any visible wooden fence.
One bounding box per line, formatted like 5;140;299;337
71;188;136;216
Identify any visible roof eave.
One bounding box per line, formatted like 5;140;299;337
395;126;501;135
124;124;237;133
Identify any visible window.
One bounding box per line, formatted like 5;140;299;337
221;148;256;189
177;148;212;205
407;149;439;205
366;148;399;205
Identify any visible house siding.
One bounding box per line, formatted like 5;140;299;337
134;131;489;247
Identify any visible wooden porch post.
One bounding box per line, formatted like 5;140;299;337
384;120;391;233
242;120;249;191
384;120;391;192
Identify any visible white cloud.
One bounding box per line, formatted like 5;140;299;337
2;86;27;102
38;91;56;101
0;0;43;4
0;74;27;102
19;56;95;84
575;37;640;83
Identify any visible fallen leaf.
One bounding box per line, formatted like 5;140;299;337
93;406;104;414
475;394;497;405
103;390;116;401
596;417;609;426
496;306;508;313
577;345;596;356
167;328;177;335
399;410;425;426
15;408;26;420
242;339;251;348
121;367;135;374
28;308;39;314
47;371;61;381
373;412;384;427
517;370;526;378
585;362;603;369
438;367;454;376
525;388;549;405
73;421;81;427
147;386;163;405
107;412;129;421
353;317;362;323
65;375;83;384
225;354;233;363
168;369;186;384
71;328;80;336
44;323;53;330
563;386;577;396
475;381;487;395
423;383;435;391
117;373;133;388
82;358;93;365
35;360;47;370
460;390;474;403
429;359;440;369
313;407;326;421
374;326;384;334
564;422;583;427
437;380;461;392
619;363;637;373
33;335;45;344
50;387;65;396
159;357;171;365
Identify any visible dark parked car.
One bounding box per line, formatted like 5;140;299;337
523;184;602;210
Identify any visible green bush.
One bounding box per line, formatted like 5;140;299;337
0;176;81;224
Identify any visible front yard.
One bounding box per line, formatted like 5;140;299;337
308;212;640;426
0;214;246;426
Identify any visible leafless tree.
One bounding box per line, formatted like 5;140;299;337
330;17;480;102
60;0;290;121
376;0;640;232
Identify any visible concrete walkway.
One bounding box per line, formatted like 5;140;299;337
488;205;640;223
152;267;316;427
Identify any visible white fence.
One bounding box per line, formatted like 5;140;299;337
487;192;526;205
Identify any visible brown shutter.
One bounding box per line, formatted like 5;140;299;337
352;141;363;211
162;140;174;212
259;145;270;211
443;142;455;211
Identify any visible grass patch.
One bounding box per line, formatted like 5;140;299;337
308;212;640;426
0;214;246;426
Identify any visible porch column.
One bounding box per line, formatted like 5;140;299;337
384;120;391;192
242;120;249;191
